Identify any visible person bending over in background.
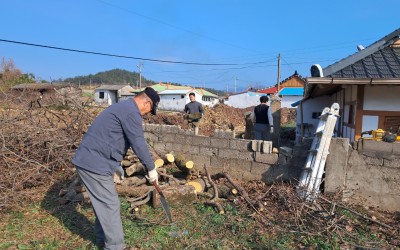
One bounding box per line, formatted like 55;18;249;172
251;95;274;141
184;92;204;135
72;87;160;250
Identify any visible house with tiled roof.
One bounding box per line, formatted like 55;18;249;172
297;28;400;143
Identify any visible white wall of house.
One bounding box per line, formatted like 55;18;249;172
361;85;400;134
200;96;219;107
298;85;400;143
159;94;187;111
295;95;333;142
281;96;302;108
95;90;117;105
363;85;400;111
226;92;267;108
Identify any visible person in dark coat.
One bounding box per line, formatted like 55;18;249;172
251;95;274;140
72;87;160;250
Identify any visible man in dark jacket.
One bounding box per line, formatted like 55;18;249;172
184;92;204;135
251;95;274;140
72;87;159;250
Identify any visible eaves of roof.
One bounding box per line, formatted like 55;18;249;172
304;77;400;99
278;87;304;96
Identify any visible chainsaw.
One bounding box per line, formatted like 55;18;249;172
361;128;399;142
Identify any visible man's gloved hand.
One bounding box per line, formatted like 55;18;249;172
146;168;158;184
270;127;274;134
115;165;125;180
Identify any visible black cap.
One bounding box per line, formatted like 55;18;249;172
144;87;160;115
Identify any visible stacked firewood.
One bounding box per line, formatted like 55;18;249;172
58;147;241;214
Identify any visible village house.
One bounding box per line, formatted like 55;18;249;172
94;84;135;105
133;83;219;112
296;28;400;143
224;90;268;108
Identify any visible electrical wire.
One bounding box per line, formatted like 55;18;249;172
0;38;282;67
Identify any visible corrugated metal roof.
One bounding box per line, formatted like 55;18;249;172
279;87;304;96
96;85;130;90
132;83;193;92
195;88;218;97
159;89;190;95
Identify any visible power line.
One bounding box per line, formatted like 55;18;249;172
0;38;239;66
0;38;289;67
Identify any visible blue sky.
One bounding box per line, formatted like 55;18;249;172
1;1;399;91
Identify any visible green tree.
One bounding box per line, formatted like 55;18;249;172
0;58;36;92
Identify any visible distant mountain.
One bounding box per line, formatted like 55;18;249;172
63;68;157;87
63;68;226;96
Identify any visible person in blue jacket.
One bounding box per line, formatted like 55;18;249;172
72;87;160;250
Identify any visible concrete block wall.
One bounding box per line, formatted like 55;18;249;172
325;139;400;212
144;124;288;183
144;123;400;211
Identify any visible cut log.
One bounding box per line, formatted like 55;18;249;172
186;178;207;193
175;154;194;172
208;184;238;199
165;153;175;163
175;154;198;178
154;159;164;168
152;184;197;208
121;176;147;186
116;184;153;197
125;163;146;176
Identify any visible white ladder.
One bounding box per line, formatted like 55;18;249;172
297;103;340;202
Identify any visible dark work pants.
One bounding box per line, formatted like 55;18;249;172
76;167;125;250
254;123;271;141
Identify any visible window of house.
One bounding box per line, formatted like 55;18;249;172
384;116;400;134
99;92;105;99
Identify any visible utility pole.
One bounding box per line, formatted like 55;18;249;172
137;63;143;89
277;53;281;92
234;76;237;93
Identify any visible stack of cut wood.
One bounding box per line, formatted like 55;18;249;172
58;147;243;215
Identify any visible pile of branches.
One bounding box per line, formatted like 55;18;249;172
234;181;400;248
0;91;101;211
